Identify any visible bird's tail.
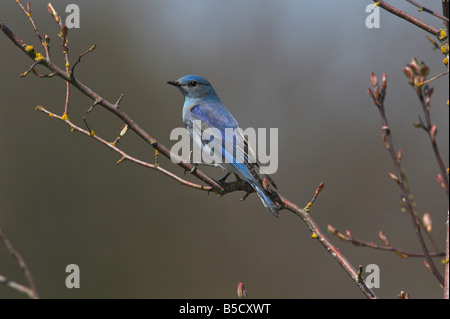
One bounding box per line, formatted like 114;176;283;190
251;181;279;217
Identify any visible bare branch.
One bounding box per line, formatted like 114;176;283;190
406;0;449;23
445;211;449;299
373;1;440;36
328;224;445;258
368;72;444;285
1;3;380;298
404;58;449;197
0;229;39;299
36;106;211;192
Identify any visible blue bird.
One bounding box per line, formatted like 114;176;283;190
167;75;278;216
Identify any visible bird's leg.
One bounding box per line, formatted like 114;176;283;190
218;173;231;183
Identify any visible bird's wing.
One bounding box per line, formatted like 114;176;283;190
190;103;276;188
237;131;278;189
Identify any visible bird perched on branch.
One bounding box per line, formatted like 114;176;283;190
168;75;278;216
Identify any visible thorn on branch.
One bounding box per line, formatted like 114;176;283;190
82;117;94;136
86;98;101;113
114;93;125;108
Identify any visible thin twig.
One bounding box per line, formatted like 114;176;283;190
36;106;212;192
368;73;444;285
16;0;50;59
373;1;440;36
417;71;449;86
70;45;96;77
444;211;449;299
0;229;39;299
328;224;445;258
415;87;449;197
406;0;449;23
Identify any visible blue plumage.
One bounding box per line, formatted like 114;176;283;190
168;75;278;216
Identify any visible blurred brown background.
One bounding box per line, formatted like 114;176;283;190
0;0;448;298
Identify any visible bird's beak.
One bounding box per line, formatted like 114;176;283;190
167;80;180;87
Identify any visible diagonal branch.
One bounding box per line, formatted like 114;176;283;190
406;0;449;23
35;105;213;192
1;8;378;298
0;229;39;299
0;21;226;195
373;1;440;36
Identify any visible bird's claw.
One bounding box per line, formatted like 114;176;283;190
218;173;231;183
184;163;197;175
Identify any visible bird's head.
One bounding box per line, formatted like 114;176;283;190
167;75;219;103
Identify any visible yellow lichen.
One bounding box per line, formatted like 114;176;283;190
34;52;45;62
305;202;312;214
24;45;34;53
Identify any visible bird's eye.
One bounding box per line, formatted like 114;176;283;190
188;80;198;87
